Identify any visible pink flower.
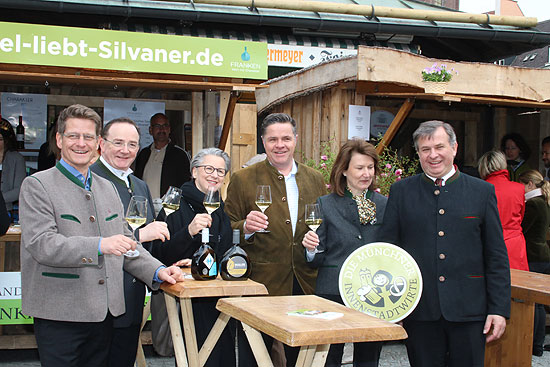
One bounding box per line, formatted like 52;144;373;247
326;184;331;189
395;169;403;176
381;173;387;177
320;163;327;169
375;188;381;193
320;155;328;161
385;163;392;169
396;176;402;181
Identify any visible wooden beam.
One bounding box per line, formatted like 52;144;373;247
46;95;191;110
192;92;204;156
376;99;415;155
218;92;240;151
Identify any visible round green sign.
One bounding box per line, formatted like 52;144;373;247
338;242;423;323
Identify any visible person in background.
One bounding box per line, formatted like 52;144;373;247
91;117;171;367
152;147;235;367
501;133;531;182
134;112;191;212
224;112;326;367
540;136;550;180
518;170;550;357
0;192;11;235
477;151;529;271
19;104;182;367
37;120;60;172
302;139;386;367
0;118;26;217
380;120;510;367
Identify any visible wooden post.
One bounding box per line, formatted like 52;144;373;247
376;99;415;155
218;91;240;151
192;91;204;156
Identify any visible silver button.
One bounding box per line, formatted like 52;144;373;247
439;276;445;282
438;231;444;237
278;175;284;180
439;253;446;260
85;193;92;200
285;219;291;224
89;216;96;223
434;190;440;196
282;197;287;202
357;235;362;240
439;209;445;215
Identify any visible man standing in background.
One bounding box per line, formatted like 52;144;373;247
541;136;550;180
91;117;171;366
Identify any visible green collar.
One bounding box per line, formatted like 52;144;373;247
55;161;92;189
345;188;373;199
95;159;135;192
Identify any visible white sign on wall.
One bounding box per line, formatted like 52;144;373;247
1;92;47;150
103;100;165;149
267;44;357;68
348;105;371;140
370;110;395;139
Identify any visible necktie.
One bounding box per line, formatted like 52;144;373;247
435;178;443;187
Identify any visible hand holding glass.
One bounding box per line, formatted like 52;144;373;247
124;196;148;258
305;203;324;253
203;187;221;215
255;185;271;233
162;186;182;216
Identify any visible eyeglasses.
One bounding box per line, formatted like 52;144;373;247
198;165;226;177
62;133;97;142
104;138;140;151
151;123;170;130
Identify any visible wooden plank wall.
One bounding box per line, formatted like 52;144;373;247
268;86;359;163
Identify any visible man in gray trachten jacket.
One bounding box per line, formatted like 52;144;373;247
19;104;182;367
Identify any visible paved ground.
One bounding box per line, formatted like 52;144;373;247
1;337;550;366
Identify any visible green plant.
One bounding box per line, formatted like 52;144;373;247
303;141;335;191
376;145;419;196
421;63;458;83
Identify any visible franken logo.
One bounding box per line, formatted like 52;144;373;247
338;242;423;323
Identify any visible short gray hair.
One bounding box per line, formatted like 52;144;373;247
478;151;507;180
190;148;231;173
413;120;457;151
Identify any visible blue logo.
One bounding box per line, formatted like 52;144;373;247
241;47;251;61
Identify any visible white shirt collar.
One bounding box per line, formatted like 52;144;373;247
525;188;543;201
100;156;133;186
425;166;456;186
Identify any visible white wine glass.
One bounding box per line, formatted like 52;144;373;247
255;185;272;233
203;187;221;215
305;203;324;253
124;196;147;258
162;186;182;217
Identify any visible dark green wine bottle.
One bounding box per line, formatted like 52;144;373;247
191;228;217;280
220;229;251;281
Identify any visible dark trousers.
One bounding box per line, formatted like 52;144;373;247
318;293;382;367
403;318;485;367
107;324;141;367
34;314;113;367
528;262;550;353
238;276;304;367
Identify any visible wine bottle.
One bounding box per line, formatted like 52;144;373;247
220;229;251;281
191;228;217;280
16;116;25;150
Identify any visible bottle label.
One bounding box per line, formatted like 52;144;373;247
209;261;217;276
203;253;214;269
17;134;24;142
227;256;248;277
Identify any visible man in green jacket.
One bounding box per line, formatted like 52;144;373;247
225;112;326;366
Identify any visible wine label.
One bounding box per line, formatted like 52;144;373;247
16;134;24;141
203;253;214;269
226;256;248;277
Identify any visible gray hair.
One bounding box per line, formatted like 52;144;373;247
260;113;297;137
478;150;507;180
190;148;231;173
413;120;457;151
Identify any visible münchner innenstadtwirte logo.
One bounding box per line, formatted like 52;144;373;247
338;242;423;323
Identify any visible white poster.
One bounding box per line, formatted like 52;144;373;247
348;105;371;140
268;44;357;68
1;93;47;150
103;100;165;149
370;110;395;139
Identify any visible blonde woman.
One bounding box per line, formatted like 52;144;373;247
518;170;550;356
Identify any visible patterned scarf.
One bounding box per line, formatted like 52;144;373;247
348;187;377;225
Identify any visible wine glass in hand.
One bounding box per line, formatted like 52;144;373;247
162;186;182;217
305;203;324;253
124;196;148;258
203;187;221;215
255;185;272;233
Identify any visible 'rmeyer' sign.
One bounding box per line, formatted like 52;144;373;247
0;21;267;80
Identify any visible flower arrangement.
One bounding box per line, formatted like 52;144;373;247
421;63;458;83
303;139;419;196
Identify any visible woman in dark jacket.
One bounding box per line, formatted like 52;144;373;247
152;147;235;367
302;139;386;367
519;169;550;357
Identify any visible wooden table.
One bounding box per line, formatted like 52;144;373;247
217;295;408;367
160;274;268;367
485;269;550;367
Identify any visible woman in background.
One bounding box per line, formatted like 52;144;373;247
0;118;26;216
303;139;386;367
518;170;550;357
501;133;531;182
478;150;528;271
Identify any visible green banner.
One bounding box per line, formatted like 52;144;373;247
0;299;33;325
0;21;267;80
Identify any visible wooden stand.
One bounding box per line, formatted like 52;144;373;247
160;273;268;367
485;269;550;367
217;295;408;367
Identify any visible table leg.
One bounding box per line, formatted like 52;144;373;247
181;298;200;367
310;344;330;367
295;345;315;367
135;298;151;367
242;322;274;367
198;312;231;366
164;292;189;367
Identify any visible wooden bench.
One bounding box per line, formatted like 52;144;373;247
217;295;408;367
160;274;268;367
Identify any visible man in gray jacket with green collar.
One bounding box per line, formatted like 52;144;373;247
19;104;182;367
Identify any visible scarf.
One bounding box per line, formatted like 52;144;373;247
347;187;377;225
